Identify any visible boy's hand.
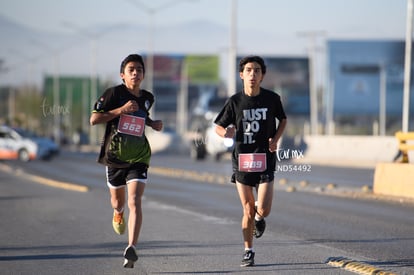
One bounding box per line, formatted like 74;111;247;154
122;100;138;114
224;125;235;138
151;120;163;131
269;137;278;152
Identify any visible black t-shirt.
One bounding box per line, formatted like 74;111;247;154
92;84;154;168
214;88;287;171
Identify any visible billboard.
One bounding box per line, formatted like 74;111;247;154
327;40;414;116
149;54;219;83
143;54;220;113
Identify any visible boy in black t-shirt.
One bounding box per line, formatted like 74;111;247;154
214;55;287;267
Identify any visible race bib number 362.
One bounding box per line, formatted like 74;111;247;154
238;153;267;172
117;114;145;137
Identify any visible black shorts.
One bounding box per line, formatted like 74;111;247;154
231;150;276;186
231;171;274;187
106;163;148;189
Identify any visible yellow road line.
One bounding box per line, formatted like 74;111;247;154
22;173;89;192
0;164;89;193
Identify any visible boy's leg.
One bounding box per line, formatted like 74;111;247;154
253;180;274;238
110;186;127;235
126;180;146;246
110;186;126;211
236;182;255;249
122;180;145;268
256;180;274;218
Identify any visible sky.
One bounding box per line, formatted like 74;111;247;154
0;0;407;37
0;0;410;87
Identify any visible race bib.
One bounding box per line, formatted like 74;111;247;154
117;114;145;137
238;153;267;172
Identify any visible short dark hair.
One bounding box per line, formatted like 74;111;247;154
238;55;266;74
120;54;146;74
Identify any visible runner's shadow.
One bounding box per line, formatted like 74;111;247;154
0;242;123;261
0;253;116;261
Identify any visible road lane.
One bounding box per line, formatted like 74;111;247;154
1;151;413;274
145;171;414;268
1;170;357;274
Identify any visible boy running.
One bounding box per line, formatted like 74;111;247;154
214;55;287;267
90;54;163;268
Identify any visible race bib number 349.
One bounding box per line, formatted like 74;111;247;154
238;153;267;172
117;114;145;137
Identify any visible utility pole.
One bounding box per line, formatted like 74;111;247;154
30;39;61;144
125;0;197;113
178;61;189;137
61;22;99;145
403;0;413;132
227;0;237;97
379;64;387;136
298;31;325;135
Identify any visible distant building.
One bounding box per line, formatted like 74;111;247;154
43;76;95;142
327;39;414;134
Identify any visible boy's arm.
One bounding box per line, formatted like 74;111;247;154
90;100;137;125
215;124;235;138
273;118;287;142
146;117;163;131
269;118;287;152
90;109;122;126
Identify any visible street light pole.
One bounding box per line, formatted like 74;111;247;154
178;61;189;136
52;55;60;144
147;10;155;100
228;0;237;97
61;22;99;144
403;0;413;132
124;0;197;99
379;64;387;136
298;31;325;135
30;39;61;143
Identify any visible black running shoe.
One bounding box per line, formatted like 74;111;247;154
123;246;138;268
254;218;266;238
240;250;255;267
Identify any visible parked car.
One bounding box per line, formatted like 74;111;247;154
0;126;52;161
13;128;59;159
189;96;234;161
204;119;234;161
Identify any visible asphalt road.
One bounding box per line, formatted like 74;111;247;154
0;151;413;274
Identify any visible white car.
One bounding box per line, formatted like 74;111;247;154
190;114;234;161
204;122;234;161
0;126;49;161
13;128;59;159
189;95;234;161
